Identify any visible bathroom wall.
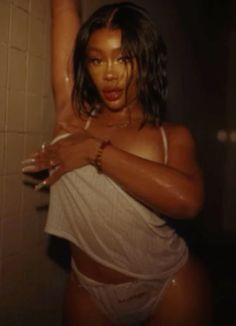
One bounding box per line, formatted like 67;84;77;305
0;0;234;324
0;0;67;324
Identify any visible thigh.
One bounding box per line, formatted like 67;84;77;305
148;256;212;326
63;274;114;326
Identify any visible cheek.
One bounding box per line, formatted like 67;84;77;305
87;68;102;87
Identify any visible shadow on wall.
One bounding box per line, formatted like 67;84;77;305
23;170;71;272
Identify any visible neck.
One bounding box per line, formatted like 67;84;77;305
100;102;143;123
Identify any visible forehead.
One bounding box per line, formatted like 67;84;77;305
87;28;122;52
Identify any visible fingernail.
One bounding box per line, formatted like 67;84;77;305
34;180;47;191
21;158;36;165
41;143;46;152
22;165;36;173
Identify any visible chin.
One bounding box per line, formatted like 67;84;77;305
103;100;126;112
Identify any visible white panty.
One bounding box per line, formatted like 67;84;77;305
71;260;171;326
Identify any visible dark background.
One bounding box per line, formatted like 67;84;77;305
163;1;236;324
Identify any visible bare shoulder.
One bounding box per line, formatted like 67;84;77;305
163;122;196;147
161;122;202;180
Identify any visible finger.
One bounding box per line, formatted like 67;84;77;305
23;158;52;172
34;166;63;190
47;165;64;185
21;158;36;165
41;142;47;152
44;143;58;152
34;180;48;191
22;165;40;173
31;144;56;159
33;149;58;166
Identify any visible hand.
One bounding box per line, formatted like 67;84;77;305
22;131;101;189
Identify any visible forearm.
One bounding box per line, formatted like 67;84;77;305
97;144;203;219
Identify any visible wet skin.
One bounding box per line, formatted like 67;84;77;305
26;10;211;323
63;28;211;325
86;28;142;118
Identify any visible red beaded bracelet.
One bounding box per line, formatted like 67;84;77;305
94;140;111;173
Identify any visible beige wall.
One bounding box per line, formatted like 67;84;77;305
0;0;234;323
0;0;66;324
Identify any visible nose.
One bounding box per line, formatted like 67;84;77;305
103;61;118;81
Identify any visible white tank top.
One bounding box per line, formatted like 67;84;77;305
45;127;188;280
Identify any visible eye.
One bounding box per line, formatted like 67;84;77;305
117;56;132;64
87;58;103;66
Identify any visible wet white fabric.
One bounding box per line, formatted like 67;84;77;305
45;127;188;280
71;259;172;326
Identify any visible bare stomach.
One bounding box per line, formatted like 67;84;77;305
70;243;137;284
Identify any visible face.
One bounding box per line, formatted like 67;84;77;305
86;28;139;112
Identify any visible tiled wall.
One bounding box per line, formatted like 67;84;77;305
0;0;67;324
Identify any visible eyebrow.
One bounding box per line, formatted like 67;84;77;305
86;47;124;55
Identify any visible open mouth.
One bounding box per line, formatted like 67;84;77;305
102;88;122;102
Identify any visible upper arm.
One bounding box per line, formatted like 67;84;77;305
51;0;80;113
165;125;204;215
167;125;202;177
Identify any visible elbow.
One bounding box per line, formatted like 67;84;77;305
182;202;203;219
179;191;204;219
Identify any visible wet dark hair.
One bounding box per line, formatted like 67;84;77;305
72;1;168;126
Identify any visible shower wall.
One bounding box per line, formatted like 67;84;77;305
0;0;234;324
0;0;67;324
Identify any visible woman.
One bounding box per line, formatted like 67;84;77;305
23;1;212;325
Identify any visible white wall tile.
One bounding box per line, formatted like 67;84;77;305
22;181;42;216
0;43;8;89
0;89;7;131
21;213;40;250
0;132;5;174
0;176;3;217
42;95;55;135
9;48;27;91
0;208;2;259
13;0;30;11
27;55;44;95
6;90;26;132
1;215;22;257
36;209;48;244
11;5;29;51
24;133;41;156
4;132;24;174
24;133;42;157
0;0;10;44
0;0;64;319
31;0;47;20
43;55;51;97
29;16;44;57
1;254;24;296
2;174;23;218
26;93;43;132
0;183;3;262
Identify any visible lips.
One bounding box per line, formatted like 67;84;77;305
102;88;122;101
